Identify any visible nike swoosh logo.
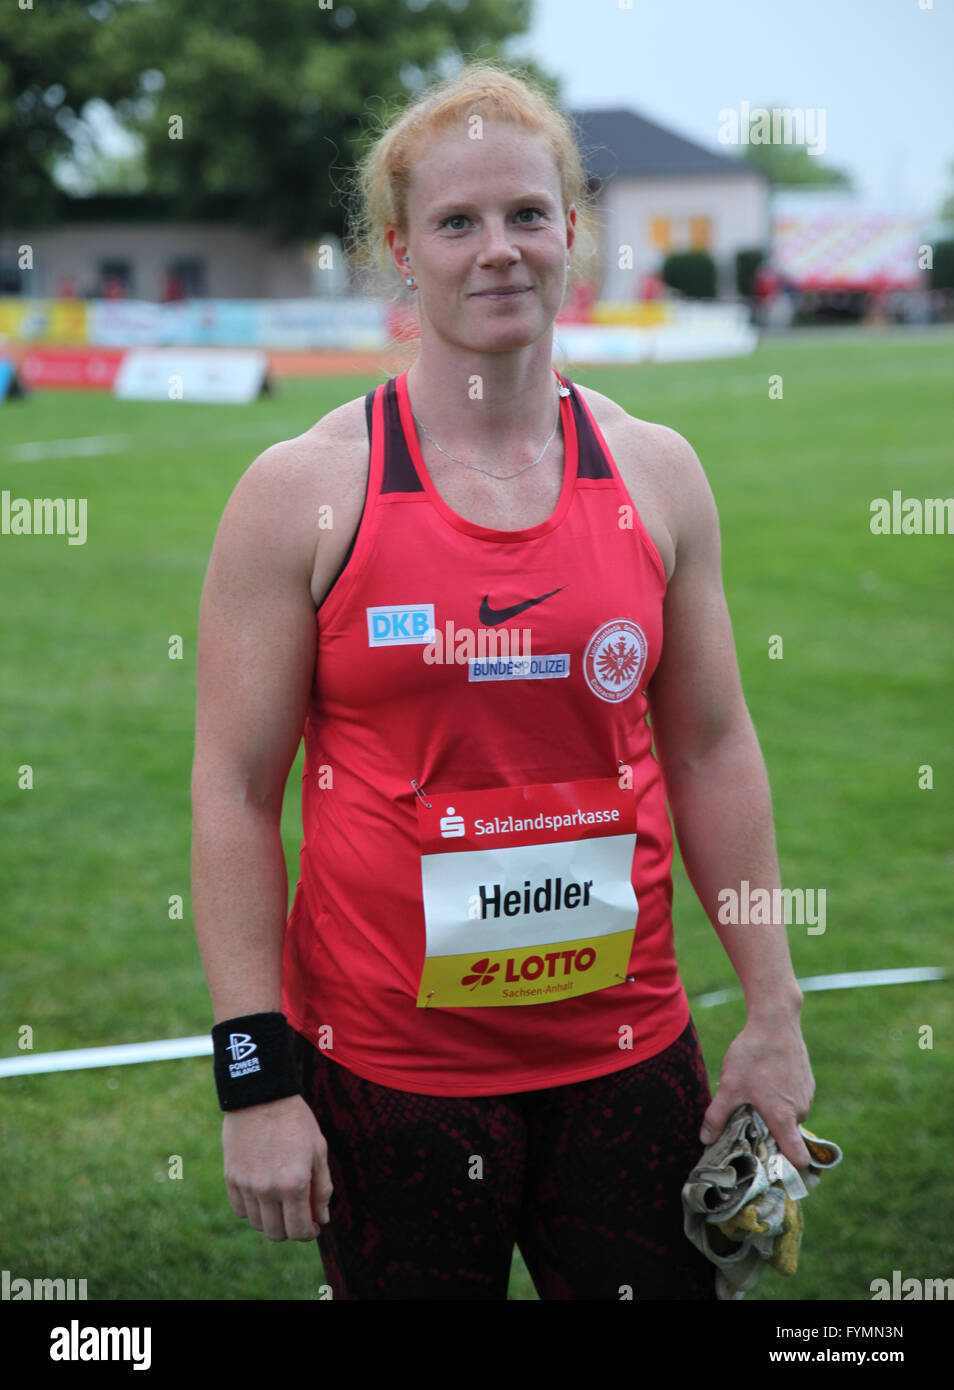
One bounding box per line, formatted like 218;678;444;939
479;586;565;626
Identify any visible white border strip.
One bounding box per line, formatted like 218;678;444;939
0;968;949;1077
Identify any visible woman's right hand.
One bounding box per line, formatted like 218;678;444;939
223;1093;333;1241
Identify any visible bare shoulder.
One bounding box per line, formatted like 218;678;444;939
246;392;369;495
572;381;718;565
224;392;371;607
572;381;706;489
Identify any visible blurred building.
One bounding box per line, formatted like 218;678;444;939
0;193;322;302
1;108;769;302
573;108;770;298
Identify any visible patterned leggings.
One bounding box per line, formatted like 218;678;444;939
289;1018;717;1301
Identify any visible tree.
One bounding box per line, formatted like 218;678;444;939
0;1;122;229
730;103;852;188
939;160;954;222
661;250;717;300
739;143;852;188
735;247;765;298
3;0;548;240
51;99;149;196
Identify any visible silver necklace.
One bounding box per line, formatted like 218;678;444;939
409;380;571;481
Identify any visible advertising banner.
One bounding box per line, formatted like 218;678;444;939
0;299;89;344
114;349;270;403
17;348;124;389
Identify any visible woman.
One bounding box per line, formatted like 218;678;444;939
191;61;814;1301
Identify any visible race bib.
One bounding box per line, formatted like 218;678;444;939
416;777;638;1007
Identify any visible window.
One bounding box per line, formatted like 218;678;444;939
689;217;711;251
98;260;134;297
0;262;23;294
166;258;206;297
649;217;671;251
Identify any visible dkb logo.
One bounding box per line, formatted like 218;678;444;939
366;603;436;646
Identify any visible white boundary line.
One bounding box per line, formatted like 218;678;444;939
0;968;948;1077
2;422;283;465
5;435;130;461
0;1035;211;1078
696;966;949;1008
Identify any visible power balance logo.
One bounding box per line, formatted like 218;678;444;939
227;1033;261;1080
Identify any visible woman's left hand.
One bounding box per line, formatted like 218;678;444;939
698;1011;816;1168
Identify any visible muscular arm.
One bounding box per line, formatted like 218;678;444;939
644;426;814;1166
190;432;336;1240
191;442;318;1019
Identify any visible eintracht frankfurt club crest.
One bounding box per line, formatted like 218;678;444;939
583;619;648;702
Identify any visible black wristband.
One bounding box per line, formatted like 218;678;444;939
211;1012;302;1112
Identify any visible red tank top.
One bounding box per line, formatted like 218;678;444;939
282;366;689;1094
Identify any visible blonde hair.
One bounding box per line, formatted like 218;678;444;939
343;59;602;368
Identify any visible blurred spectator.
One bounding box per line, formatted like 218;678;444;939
639;270;665;301
865;286;891;327
753;264;781;305
558;275;596;323
161;269;187;303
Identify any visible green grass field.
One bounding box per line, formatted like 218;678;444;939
1;331;952;1301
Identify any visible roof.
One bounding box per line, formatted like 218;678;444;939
569;108;765;182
